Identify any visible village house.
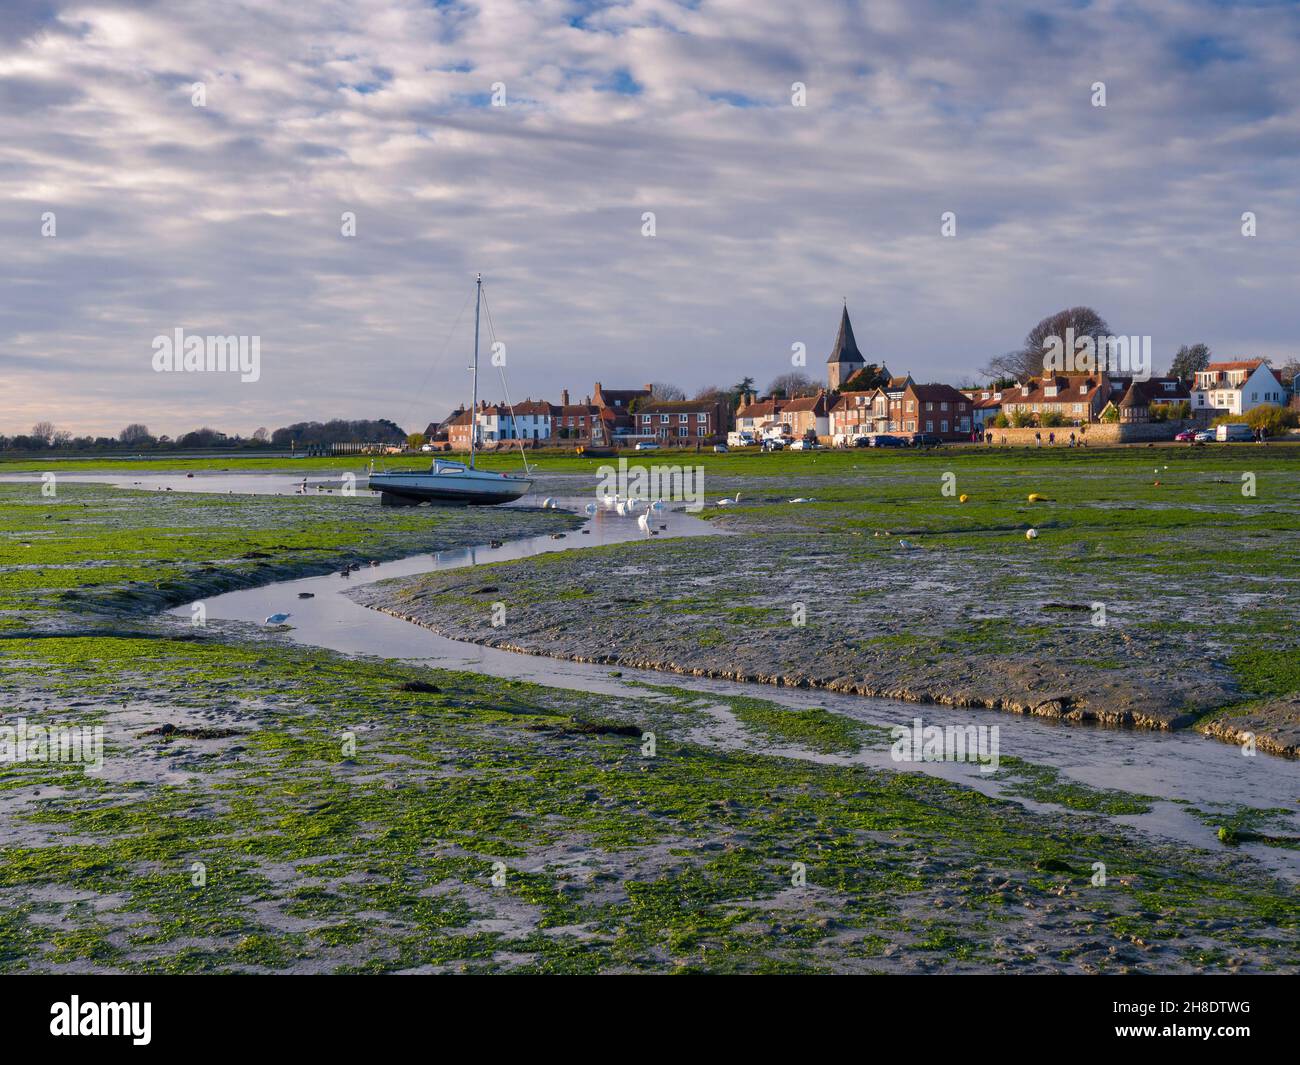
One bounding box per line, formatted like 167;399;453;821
1191;360;1287;416
553;389;610;444
634;398;726;445
446;409;474;450
779;391;832;439
900;383;974;439
593;381;653;440
829;389;889;441
882;375;915;431
960;388;1004;430
1000;374;1112;425
734;394;784;437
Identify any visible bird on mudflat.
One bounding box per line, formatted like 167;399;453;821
264;612;292;626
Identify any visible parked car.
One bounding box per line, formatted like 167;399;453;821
712;444;728;453
871;434;906;448
1216;422;1254;442
1193;429;1216;442
634;441;660;451
910;433;942;448
790;439;822;451
1174;429;1196;442
761;438;785;452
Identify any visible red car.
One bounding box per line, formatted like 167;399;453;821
1174;429;1196;442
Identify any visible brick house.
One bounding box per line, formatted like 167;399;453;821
552;390;610;444
634;398;726;445
899;383;974;439
447;409;474;450
829;390;889;440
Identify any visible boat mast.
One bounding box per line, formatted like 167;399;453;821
470;272;481;469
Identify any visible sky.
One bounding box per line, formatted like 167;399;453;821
2;0;1298;439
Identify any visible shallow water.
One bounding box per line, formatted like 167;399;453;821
18;470;1299;876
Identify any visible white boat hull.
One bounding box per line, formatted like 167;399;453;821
369;465;532;506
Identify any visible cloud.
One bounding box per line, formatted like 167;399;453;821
2;0;1298;436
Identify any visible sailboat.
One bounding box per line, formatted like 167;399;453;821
368;274;534;506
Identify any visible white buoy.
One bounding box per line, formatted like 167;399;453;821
541;497;557;510
1026;528;1038;540
264;612;292;626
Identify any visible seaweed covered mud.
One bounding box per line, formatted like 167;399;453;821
1;461;1297;973
356;447;1300;757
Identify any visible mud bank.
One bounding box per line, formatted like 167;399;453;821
348;529;1295;757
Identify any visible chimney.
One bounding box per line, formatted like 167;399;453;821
643;383;653;392
561;388;570;405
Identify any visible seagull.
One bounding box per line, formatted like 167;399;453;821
264;612;292;626
898;540;915;550
788;497;814;503
615;501;629;516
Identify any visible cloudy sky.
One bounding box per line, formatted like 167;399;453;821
2;0;1297;438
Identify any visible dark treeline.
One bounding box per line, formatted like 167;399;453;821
1;418;407;453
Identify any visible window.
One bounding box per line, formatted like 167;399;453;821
940;401;948;411
641;414;651;424
925;420;934;431
940;420;948;432
926;402;933;411
660;414;669;424
697;412;707;422
678;427;688;437
679;413;688;423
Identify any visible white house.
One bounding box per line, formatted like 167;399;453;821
1191;360;1287;416
474;400;553;443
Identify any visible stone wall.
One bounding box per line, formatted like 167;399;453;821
981;421;1187;447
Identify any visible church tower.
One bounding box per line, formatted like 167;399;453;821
827;304;866;390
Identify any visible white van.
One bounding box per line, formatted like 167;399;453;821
1216;422;1253;442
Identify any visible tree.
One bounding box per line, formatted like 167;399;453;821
252;427;270;443
692;385;726;402
1273;358;1300;388
840;363;890;392
767;371;818;398
1168;343;1211;380
649;382;685;402
31;421;55;445
982;307;1111;381
119;424;154;445
407;433;426;450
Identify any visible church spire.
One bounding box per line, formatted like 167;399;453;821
827;304;865;366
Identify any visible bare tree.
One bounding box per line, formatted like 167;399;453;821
649;382;686;401
767;371;819;398
982;307;1111;381
252;426;270;443
31;421;55;445
119;423;153;445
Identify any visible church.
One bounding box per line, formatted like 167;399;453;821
826;304;866;390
